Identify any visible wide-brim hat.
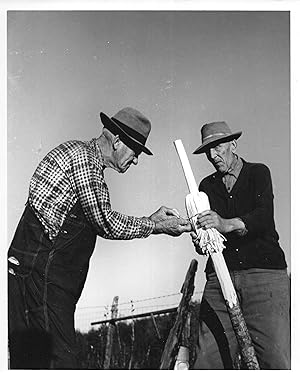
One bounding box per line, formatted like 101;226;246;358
100;107;153;155
193;121;242;154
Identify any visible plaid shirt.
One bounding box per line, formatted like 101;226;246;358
28;138;154;241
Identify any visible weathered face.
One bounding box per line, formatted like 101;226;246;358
114;141;140;173
205;141;236;173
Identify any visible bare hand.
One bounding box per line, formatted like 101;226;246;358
196;210;228;234
149;206;180;221
149;206;192;236
190;231;205;255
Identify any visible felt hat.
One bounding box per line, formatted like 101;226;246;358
193;121;242;154
100;107;153;155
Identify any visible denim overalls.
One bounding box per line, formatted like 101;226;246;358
8;201;97;368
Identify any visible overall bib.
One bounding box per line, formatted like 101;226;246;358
8;201;97;369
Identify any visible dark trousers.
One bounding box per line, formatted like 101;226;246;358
8;202;96;369
192;268;291;369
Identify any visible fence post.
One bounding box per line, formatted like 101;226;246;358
128;300;136;369
103;296;119;369
160;259;198;369
151;312;162;341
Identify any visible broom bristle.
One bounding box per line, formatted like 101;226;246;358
185;191;226;255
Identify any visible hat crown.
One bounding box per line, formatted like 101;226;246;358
201;121;232;142
112;107;151;139
100;107;153;155
193;121;242;154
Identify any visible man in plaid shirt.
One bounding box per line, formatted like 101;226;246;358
8;107;191;369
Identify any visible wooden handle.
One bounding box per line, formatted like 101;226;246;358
174;139;199;195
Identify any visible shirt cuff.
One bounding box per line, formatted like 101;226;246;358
139;217;155;237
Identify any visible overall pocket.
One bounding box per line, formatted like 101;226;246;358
52;216;86;252
8;208;50;277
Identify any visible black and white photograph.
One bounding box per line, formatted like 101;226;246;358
3;0;299;370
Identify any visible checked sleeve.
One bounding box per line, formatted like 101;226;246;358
70;147;154;239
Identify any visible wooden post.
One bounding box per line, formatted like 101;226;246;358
151;312;162;341
115;323;123;368
128;320;135;370
128;300;135;370
160;259;198;369
103;296;119;370
181;311;191;348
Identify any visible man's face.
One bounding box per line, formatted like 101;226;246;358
205;141;235;173
114;141;140;173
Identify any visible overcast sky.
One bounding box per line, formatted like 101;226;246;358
7;10;290;331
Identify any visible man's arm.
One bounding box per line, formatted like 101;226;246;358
238;164;274;234
197;164;274;236
196;211;247;235
72;147;191;239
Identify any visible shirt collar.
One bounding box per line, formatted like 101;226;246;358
91;138;105;168
225;154;243;178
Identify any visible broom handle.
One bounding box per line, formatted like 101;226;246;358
174;140;199;196
174;139;260;369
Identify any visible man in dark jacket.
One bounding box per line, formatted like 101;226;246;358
191;121;290;369
8;107;191;369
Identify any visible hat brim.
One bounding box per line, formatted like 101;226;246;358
100;112;153;155
193;132;242;154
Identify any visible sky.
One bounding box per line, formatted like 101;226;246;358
6;10;291;332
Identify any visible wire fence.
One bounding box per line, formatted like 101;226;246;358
75;291;203;332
